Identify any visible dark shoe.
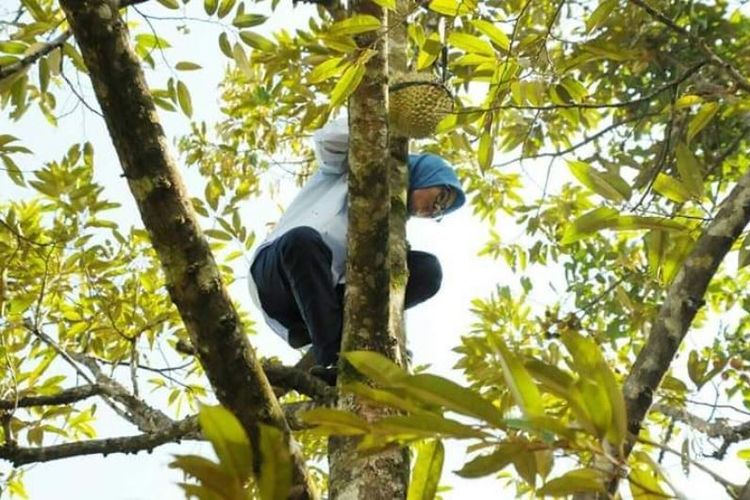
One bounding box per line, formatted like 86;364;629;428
310;365;337;386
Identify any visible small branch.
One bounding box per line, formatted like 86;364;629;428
494;112;658;168
0;31;72;82
637;436;741;498
628;0;750;94
0;385;99;410
653;403;750;459
0;416;199;467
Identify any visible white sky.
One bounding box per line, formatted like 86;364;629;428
2;0;748;498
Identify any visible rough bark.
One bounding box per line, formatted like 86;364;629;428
57;2;316;497
327;1;410;498
608;167;750;492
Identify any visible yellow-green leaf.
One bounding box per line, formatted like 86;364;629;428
455;442;524;478
644;229;667;279
687;102;719;143
240;31;275;52
408;440;444;500
233;13;267;28
156;0;180;9
217;0;236;18
197;404;252;480
471;19;510;51
169;455;236;496
329;15;382;37
478;130;494;171
448;32;495;57
299;407;371;435
175;61;202;71
739;232;750;270
204;0;218;16
343;350;408;385
567;160;628;202
218;32;233;58
416;33;442;71
329;62;366;108
537;468;605;496
258;424;292;500
371;0;396;9
652;173;691;203
561;207;619;245
585;0;617;33
675;142;704;198
428;0;477;16
176;80;192;117
493;338;543;418
308;56;345;84
675;94;702;109
372;413;487;439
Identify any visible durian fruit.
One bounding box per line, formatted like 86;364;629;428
389;72;454;138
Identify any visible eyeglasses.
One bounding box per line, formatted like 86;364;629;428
431;186;453;221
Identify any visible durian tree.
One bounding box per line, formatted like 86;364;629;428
3;0;750;498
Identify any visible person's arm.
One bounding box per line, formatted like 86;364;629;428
313;116;349;175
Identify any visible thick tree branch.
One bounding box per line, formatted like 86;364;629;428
628;0;750;94
611;167;750;492
57;1;316;496
0;416;199;467
0;385;99;410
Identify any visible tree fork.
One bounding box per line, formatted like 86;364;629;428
57;1;316;497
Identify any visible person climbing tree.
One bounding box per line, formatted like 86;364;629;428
247;116;466;384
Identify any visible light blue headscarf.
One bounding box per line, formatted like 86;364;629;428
408;153;466;215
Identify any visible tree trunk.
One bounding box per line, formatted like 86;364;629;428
327;1;411;498
57;2;316;497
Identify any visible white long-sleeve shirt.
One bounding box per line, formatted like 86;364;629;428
247;117;350;342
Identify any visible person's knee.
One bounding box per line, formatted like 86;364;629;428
408;252;442;305
278;226;324;256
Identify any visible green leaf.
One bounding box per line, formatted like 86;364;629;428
217;0;236;18
343;351;408;385
205;229;233;241
218;32;233;58
175;61;202;71
428;0;477;16
371;0;396;8
169;455;236;496
644;230;668;279
561;207;619;245
233;14;268;28
471;20;510;51
398;374;505;427
343;381;426;414
652;173;691;203
416;33;442;71
156;0;180;9
687;102;719;143
176;80;192;117
308;56;345;84
408;440;444;500
561;330;626;445
299;408;371;435
738;232;750;270
674;142;704;198
585;0;617;33
537;468;605;496
372;413;487;439
197;404;252;480
329;15;382;37
239;31;275;52
493;338;544;418
329;62;366;108
455;442;524;478
524;358;575;398
663;232;694;284
567;160;628;202
478;130;494;171
204;0;218;16
2;155;25;187
675;94;702;109
258;424;292;500
448;32;495;57
687;350;707;388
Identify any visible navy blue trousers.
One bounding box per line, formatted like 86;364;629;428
251;226;442;366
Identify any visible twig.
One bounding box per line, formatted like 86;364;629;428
0;31;72;81
0;385;100;410
628;0;750;94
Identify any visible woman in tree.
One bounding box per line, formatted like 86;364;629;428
248;117;466;384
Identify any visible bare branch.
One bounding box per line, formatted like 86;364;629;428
0;416;199;467
0;385;99;410
628;0;750;94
